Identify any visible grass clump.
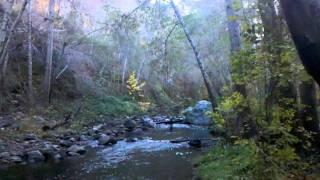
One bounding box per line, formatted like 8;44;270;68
198;140;260;180
79;95;141;121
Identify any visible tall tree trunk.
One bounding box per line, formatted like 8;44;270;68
226;0;241;53
170;0;217;109
43;0;55;104
299;80;320;146
121;56;128;87
279;0;320;86
0;0;13;95
280;0;320;148
258;0;283;123
137;51;146;83
163;23;177;86
28;0;34;104
0;0;14;57
226;0;256;136
1;54;9;85
297;80;320;149
0;0;28;64
0;0;28;89
119;28;129;89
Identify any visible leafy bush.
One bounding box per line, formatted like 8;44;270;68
127;72;145;101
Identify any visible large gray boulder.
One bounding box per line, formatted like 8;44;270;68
182;100;213;125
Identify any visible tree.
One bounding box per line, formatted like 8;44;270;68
258;0;289;123
0;0;14;60
0;0;28;89
279;0;320;86
28;0;34;104
279;0;320;146
225;0;256;136
170;0;217;109
43;0;55;104
127;72;145;100
225;0;241;53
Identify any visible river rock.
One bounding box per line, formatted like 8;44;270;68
40;143;57;159
27;150;45;163
67;152;81;157
53;153;63;163
24;133;38;141
131;128;143;135
78;135;89;141
15;111;25;119
0;152;10;159
105;130;112;135
0;115;16;128
67;145;86;155
142;117;156;128
126;137;138;142
93;124;103;132
108;137;118;145
9;156;23;163
188;140;202;148
98;134;111;145
59;140;72;147
33;115;46;124
124;119;137;130
182;100;213;125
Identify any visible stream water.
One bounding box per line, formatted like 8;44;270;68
0;124;212;180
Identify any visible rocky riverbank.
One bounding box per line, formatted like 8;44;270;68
0;114;187;169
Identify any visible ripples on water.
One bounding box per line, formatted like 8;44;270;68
99;139;189;165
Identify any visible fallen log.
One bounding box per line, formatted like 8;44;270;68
156;120;186;124
171;138;220;148
170;138;217;143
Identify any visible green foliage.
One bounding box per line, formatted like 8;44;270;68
209;92;248;136
228;15;238;22
151;82;174;106
80;95;141;121
202;33;317;177
198;139;312;180
198;140;263;180
232;0;242;11
40;95;142;127
230;48;263;86
219;92;245;112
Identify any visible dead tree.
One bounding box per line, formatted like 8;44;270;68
43;0;55;104
170;0;217;109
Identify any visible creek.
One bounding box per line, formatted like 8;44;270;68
0;124;213;180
